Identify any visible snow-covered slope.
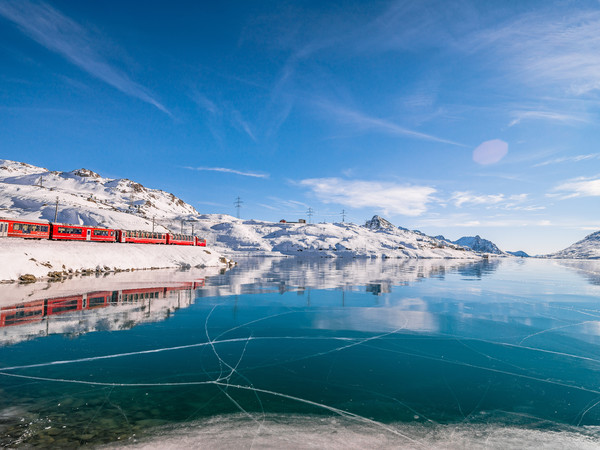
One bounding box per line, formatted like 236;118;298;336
549;231;600;259
0;159;197;233
192;216;479;259
0;160;480;260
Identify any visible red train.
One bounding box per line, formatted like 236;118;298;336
0;280;205;327
0;218;207;247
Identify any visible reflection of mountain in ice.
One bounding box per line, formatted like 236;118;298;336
556;259;600;286
196;257;486;298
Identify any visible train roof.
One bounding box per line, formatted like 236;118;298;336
0;217;50;224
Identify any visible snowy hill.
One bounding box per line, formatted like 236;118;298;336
191;216;479;259
507;250;529;257
0;159;197;233
0;160;481;260
549;231;600;259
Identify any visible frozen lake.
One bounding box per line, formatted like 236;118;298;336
1;258;600;448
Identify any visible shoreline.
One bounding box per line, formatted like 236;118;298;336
0;238;233;283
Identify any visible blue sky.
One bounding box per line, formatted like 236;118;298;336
1;0;600;254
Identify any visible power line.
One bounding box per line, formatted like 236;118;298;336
341;209;346;223
307;207;314;223
234;196;243;219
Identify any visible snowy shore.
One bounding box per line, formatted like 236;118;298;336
0;239;230;282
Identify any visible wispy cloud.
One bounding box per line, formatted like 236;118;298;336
315;100;466;147
466;9;600;97
0;0;168;114
534;153;600;167
300;177;436;216
552;176;600;199
450;191;539;211
185;166;269;179
508;110;589;127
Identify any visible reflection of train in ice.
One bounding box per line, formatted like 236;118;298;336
0;280;205;328
0;218;206;246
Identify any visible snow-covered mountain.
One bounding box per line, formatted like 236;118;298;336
435;234;508;255
549;231;600;259
452;235;505;255
0;160;480;259
507;250;529;257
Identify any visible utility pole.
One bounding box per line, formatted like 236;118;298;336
152;216;155;233
37;175;43;188
341;209;346;223
307;207;314;223
180;219;184;234
54;197;59;222
234;196;243;219
191;222;194;236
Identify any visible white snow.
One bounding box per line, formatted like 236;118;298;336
0;239;227;282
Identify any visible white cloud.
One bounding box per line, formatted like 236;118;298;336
553;176;600;199
451;191;505;208
0;0;168;114
300;178;436;216
450;191;536;210
185;166;269;179
473;139;508;165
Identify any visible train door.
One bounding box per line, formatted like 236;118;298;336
0;222;7;237
86;229;91;241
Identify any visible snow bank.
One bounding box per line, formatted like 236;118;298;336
108;413;600;450
0;239;229;282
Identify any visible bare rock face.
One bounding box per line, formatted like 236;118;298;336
71;168;101;178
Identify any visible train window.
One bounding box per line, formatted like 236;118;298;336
88;296;105;307
13;223;21;231
41;226;48;232
110;231;114;236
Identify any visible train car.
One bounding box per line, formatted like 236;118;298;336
0;218;50;239
45;295;84;316
50;224;117;242
166;233;195;246
117;230;167;245
121;287;167;303
0;300;45;327
85;291;115;309
195;237;207;247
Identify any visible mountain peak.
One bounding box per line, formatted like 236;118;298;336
364;215;395;230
